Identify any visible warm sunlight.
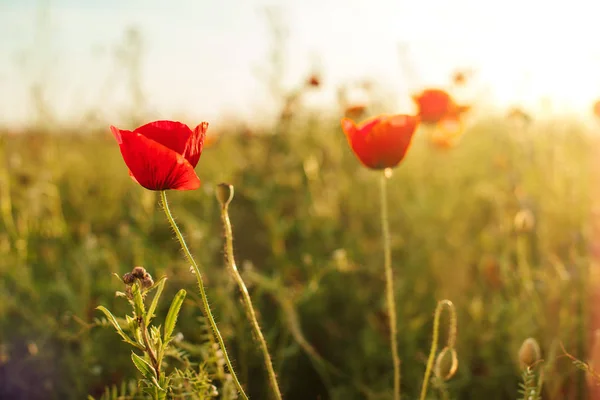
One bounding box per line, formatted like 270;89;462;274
1;0;599;124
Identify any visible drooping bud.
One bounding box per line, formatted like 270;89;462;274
216;183;234;208
434;346;458;380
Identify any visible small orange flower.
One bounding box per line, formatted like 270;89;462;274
306;74;321;88
452;71;467;86
203;134;220;148
341;114;419;169
451;69;473;86
429;117;466;149
412;88;468;124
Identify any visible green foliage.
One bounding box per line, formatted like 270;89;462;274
518;367;542;400
0;115;594;399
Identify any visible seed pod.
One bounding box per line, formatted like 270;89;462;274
216;183;234;208
141;273;154;289
122;272;135;285
131;266;147;279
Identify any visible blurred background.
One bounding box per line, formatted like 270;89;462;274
1;0;600;399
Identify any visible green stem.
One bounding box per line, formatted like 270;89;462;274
380;170;401;400
140;317;160;380
419;300;455;400
159;191;248;400
219;201;283;400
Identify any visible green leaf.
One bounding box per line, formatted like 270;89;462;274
131;282;146;318
164;289;186;342
145;277;167;326
131;351;156;381
95;306;144;350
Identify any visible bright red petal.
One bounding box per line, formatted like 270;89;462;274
133;121;193;155
182;122;208;167
347;115;418;169
115;129;200;191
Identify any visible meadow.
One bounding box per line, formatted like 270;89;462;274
0;98;597;400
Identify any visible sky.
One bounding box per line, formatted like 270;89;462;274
1;0;600;128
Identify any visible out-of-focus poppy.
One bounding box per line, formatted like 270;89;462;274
452;71;467;86
412;89;469;124
429;116;466;149
110;120;207;191
203;134;220;149
344;104;367;119
306;74;321;88
451;69;474;86
341;114;419;169
593;100;600;118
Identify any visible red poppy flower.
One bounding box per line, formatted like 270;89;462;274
412;89;468;124
110;120;207;191
341;114;419;169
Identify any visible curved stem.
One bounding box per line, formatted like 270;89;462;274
380;170;401;400
220;202;283;400
159;191;248;400
419;300;456;400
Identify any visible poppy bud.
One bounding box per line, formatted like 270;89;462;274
514;209;535;233
518;337;541;368
216;183;234;208
434;347;458;381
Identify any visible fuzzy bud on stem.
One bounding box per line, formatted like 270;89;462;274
518;337;541;368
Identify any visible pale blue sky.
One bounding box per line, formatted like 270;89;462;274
1;0;599;127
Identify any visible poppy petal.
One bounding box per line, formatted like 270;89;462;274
341;118;357;137
342;115;418;169
112;127;200;191
182;122;208;167
133;120;192;155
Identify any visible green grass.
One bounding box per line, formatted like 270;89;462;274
0;113;594;399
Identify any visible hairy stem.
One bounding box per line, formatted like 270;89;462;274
219;199;283;400
380;170;401;400
160;191;248;400
140;317;160;380
419;300;456;400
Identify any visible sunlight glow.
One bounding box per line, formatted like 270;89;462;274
0;0;599;126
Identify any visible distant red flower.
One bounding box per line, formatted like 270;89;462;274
110;120;207;191
429;116;466;149
412;89;469;124
341;114;419;169
306;74;321;88
452;71;467;86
